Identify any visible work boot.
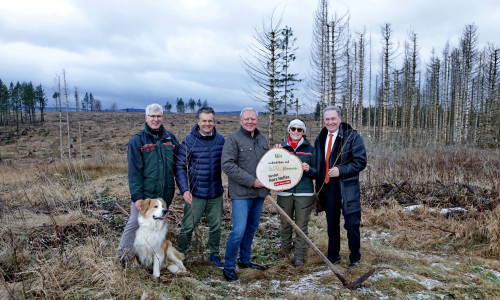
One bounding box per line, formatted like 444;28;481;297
327;256;341;264
275;250;291;259
294;258;304;267
349;259;360;268
208;255;224;268
237;262;263;270
223;269;237;281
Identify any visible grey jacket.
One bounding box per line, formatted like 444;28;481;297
222;126;270;199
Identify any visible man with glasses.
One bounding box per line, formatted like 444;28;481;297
117;103;180;267
176;107;225;267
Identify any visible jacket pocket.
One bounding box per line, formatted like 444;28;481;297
343;177;361;212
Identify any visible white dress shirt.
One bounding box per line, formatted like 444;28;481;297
325;129;339;159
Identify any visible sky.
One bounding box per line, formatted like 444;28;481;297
0;0;498;113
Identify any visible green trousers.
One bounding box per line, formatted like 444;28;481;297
178;194;223;257
277;195;314;260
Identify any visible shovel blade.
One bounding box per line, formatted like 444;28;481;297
346;268;376;290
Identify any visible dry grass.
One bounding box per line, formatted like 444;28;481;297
1;111;499;299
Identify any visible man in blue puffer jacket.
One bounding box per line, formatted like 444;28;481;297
176;107;225;267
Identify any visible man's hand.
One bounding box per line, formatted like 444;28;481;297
327;167;340;178
302;162;310;172
253;178;264;188
183;191;193;204
134;199;143;211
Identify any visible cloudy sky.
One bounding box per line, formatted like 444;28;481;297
1;0;498;112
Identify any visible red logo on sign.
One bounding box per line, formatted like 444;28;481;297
274;180;291;186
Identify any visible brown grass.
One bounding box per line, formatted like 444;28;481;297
1;111;499;299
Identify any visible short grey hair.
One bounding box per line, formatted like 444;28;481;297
145;103;163;115
323;105;342;117
240;107;258;119
197;106;215;120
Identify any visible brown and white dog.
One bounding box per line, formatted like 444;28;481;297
133;198;186;278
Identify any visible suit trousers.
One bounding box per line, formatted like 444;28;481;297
325;180;361;263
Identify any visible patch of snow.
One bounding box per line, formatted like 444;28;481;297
420;278;441;289
487;268;500;279
362;230;391;242
369;269;442;290
403;205;423;212
440;207;467;215
368;269;402;281
430;263;451;271
408;292;447;299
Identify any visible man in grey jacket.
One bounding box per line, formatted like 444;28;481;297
221;107;269;281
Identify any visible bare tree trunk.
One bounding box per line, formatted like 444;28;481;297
368;33;372;134
58;76;63;160
381;23;392;140
394;70;399;136
357;33;365;128
63;70;71;159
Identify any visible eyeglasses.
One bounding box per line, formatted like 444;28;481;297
290;127;303;133
147;115;163;119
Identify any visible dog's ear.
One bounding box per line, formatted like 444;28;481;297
158;198;167;209
140;199;151;211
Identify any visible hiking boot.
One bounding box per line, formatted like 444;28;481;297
237;262;263;270
275;250;291;259
223;268;237;281
294;259;304;267
349;259;360;268
208;255;224;268
327;256;341;264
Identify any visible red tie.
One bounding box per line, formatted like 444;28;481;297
325;133;333;184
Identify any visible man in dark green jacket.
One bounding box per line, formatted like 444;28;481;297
117;103;180;266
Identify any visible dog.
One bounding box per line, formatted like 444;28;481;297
133;198;186;278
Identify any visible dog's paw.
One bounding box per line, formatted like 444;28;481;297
167;264;187;274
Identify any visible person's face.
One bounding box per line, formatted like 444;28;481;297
289;125;304;141
240;110;258;133
145;110;163;130
324;109;342;133
198;112;215;135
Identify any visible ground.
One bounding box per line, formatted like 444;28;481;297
0;111;499;299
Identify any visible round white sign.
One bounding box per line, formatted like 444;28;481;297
256;147;303;191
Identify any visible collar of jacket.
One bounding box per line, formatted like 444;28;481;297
282;137;309;149
319;122;354;140
239;126;260;138
191;124;216;139
144;123;168;140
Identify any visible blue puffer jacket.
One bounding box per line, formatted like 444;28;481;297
175;124;225;199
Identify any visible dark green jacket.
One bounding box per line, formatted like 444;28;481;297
127;123;180;204
280;139;317;194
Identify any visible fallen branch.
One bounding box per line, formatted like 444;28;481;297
431;225;456;234
384;180;406;199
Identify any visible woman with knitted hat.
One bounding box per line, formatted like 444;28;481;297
276;119;317;267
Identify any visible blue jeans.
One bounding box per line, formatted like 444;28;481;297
223;198;265;270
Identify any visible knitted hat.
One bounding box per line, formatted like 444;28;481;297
287;119;306;134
